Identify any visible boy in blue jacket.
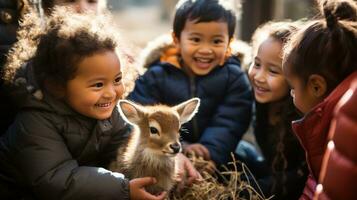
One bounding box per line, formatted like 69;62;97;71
129;0;253;170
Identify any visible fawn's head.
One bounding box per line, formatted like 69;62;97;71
118;98;200;157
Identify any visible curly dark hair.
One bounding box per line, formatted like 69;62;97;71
283;0;357;93
4;7;137;97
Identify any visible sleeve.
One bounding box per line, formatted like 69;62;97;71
128;66;164;104
200;68;253;165
99;111;132;168
9;112;130;200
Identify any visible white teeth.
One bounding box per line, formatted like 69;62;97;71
196;58;211;63
256;86;268;92
96;103;111;107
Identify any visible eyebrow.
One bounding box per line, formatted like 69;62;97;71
88;72;122;82
188;32;225;38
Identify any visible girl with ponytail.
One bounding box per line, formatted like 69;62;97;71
282;0;357;199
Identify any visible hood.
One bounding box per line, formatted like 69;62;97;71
6;62;85;116
138;33;252;73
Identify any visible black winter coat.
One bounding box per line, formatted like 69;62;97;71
0;0;22;135
0;64;131;200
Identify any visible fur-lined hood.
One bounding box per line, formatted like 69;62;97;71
2;6;44;104
138;33;252;73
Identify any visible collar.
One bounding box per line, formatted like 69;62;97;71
292;71;357;177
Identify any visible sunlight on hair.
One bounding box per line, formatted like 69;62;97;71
218;0;241;17
98;0;108;12
175;0;195;9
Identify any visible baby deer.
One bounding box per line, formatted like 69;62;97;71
110;98;200;194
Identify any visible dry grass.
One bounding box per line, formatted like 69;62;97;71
169;153;273;200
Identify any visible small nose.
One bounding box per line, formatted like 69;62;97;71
198;48;213;55
103;85;116;99
254;68;266;83
169;143;181;154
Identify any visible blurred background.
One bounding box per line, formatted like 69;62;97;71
106;0;317;48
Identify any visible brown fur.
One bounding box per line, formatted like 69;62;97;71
110;98;200;194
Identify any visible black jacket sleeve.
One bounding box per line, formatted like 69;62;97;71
7;111;130;200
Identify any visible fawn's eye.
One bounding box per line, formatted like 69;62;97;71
149;127;159;135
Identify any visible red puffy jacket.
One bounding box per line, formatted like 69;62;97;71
314;78;357;200
292;72;357;200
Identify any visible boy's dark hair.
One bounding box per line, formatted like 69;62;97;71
283;0;357;93
173;0;237;40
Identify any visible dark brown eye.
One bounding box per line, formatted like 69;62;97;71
149;127;159;135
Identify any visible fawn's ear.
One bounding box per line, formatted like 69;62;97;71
174;98;200;124
118;100;145;125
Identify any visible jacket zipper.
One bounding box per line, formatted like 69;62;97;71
189;76;199;141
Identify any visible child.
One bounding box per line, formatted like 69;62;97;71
236;21;308;199
128;0;253;169
0;9;197;200
314;79;357;200
282;0;357;199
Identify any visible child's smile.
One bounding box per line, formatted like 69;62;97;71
249;38;289;103
174;20;230;75
194;56;214;70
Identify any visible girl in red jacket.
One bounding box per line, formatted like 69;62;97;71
282;0;357;199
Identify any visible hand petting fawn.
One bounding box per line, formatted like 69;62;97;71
110;98;200;195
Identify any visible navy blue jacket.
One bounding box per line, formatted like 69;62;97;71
129;56;253;165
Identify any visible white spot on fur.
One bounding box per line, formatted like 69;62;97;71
149;119;161;138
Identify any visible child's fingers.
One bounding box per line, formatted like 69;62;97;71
187;145;204;158
133;177;157;187
191;144;210;160
198;145;210;160
204;161;216;174
184;157;201;185
144;191;167;200
155;191;167;200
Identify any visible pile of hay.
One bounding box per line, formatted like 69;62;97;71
169;154;272;200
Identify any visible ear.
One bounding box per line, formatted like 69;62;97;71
171;31;181;51
117;100;145;125
174;98;200;124
172;31;179;45
307;74;327;98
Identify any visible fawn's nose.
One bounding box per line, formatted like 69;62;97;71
169;143;181;154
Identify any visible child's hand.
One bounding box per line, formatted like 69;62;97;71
129;177;166;200
203;160;217;174
176;153;202;185
176;153;202;192
184;143;211;161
